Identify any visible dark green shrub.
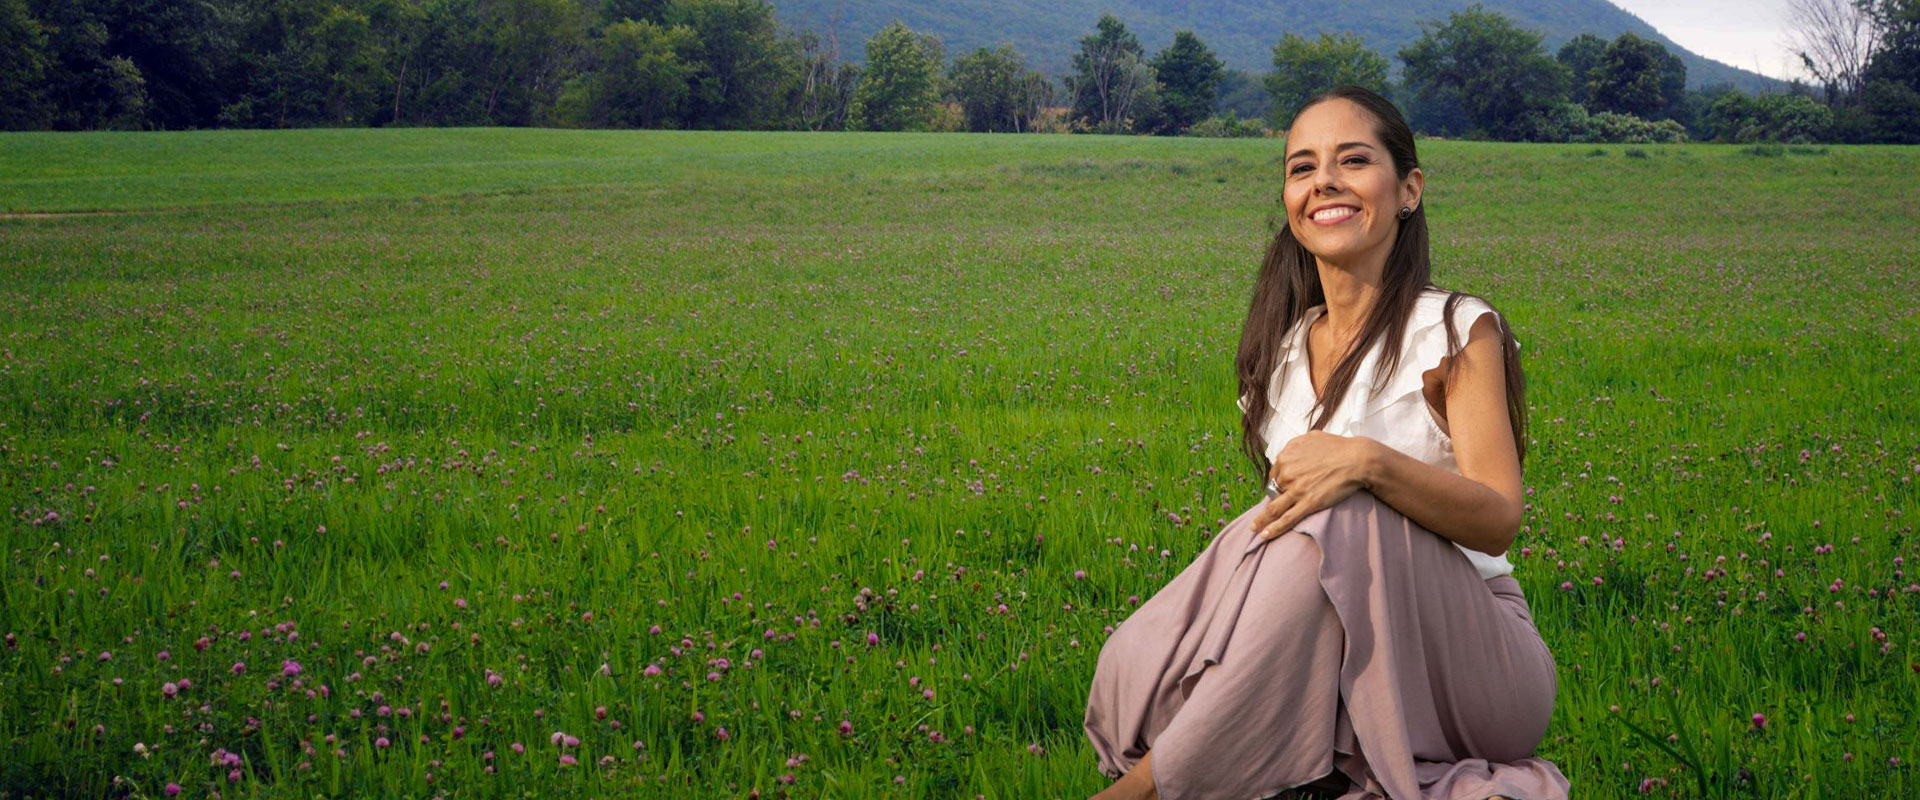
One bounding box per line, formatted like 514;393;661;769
1186;111;1266;138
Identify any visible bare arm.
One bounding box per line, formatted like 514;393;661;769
1359;311;1524;556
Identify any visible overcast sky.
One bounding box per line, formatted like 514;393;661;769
1608;0;1814;81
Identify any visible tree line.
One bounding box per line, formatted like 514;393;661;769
1;0;1914;143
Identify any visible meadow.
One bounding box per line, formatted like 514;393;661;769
0;128;1915;799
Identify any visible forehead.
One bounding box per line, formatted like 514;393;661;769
1284;99;1382;157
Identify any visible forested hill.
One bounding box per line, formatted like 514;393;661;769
769;0;1788;94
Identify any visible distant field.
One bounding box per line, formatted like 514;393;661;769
1;129;1915;798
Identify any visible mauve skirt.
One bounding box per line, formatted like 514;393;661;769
1083;491;1569;800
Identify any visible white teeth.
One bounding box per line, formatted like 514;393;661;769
1312;207;1356;221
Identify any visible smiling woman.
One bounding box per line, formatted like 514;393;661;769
1083;85;1568;800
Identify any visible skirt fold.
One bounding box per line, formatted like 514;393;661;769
1083;491;1569;800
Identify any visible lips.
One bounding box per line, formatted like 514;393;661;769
1308;204;1359;226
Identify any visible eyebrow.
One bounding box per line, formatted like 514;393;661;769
1285;141;1375;162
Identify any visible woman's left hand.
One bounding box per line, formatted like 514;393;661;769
1254;431;1379;542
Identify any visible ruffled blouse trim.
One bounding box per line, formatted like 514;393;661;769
1240;289;1520;426
1355;289;1517;422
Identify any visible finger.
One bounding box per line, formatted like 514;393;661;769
1257;495;1299;541
1263;494;1319;541
1263;512;1298;542
1254;489;1285;529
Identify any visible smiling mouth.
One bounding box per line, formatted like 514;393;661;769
1309;207;1358;225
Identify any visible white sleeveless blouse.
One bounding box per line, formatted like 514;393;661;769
1239;286;1518;580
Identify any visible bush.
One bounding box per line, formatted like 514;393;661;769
1516;102;1686;143
1027;107;1073;134
1827;104;1880;143
928;101;966;133
1186;111;1266;138
1705;92;1832;143
1861;79;1920;144
1587;111;1687;143
1516;101;1591;142
1072;117;1140;135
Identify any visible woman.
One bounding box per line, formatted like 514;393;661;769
1082;85;1569;800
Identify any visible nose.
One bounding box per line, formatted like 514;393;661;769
1312;166;1342;195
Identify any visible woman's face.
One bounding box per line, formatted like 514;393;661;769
1282;99;1422;269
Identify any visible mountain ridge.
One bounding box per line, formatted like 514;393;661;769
770;0;1789;95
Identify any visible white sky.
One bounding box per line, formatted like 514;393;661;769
1608;0;1814;82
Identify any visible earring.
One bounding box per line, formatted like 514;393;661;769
1398;205;1413;220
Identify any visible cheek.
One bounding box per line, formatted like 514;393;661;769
1285;188;1315;222
1368;177;1401;206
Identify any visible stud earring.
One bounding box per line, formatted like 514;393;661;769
1398;205;1413;220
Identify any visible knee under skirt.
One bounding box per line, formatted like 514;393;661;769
1082;491;1570;800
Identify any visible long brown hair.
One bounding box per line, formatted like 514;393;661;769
1236;84;1528;478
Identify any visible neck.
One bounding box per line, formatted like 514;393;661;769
1313;251;1388;340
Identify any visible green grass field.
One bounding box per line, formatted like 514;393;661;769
1;128;1916;799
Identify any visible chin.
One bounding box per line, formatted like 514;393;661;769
1305;240;1373;262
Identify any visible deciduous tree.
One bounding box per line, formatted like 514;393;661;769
847;20;942;131
1398;4;1569;139
1264;31;1388;129
1149;31;1222;133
